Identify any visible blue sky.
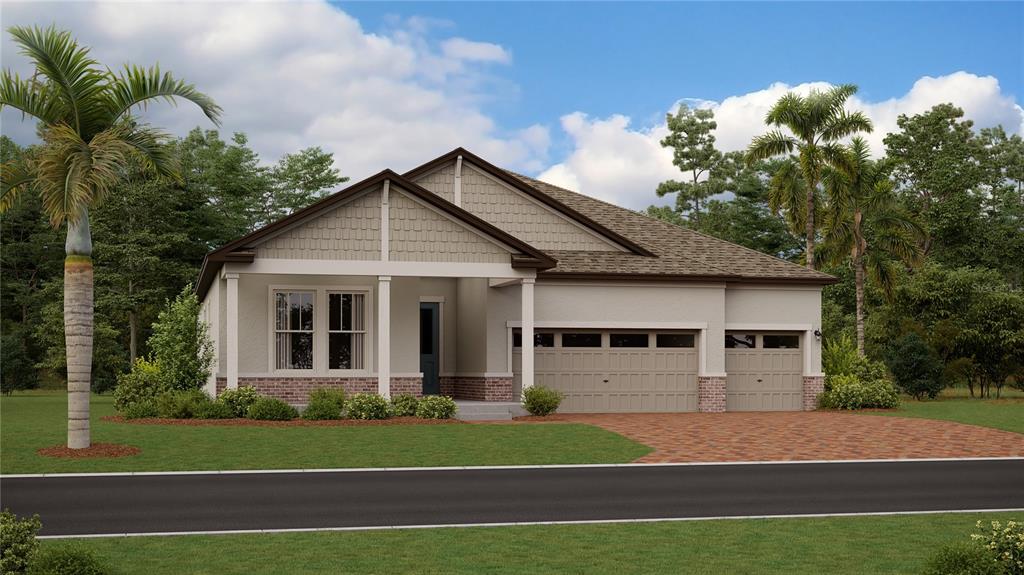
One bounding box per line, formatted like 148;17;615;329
3;1;1022;208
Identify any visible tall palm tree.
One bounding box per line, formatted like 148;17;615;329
746;84;872;268
819;137;924;355
1;26;221;448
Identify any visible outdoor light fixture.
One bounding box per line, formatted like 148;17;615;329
814;329;822;340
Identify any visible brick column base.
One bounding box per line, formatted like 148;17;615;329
803;375;825;411
698;376;727;413
216;376;423;405
440;376;513;401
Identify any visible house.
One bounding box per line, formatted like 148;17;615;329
196;148;834;414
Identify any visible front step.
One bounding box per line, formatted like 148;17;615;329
455;401;526;421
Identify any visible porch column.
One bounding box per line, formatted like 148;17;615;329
377;275;391;398
520;278;535;390
225;272;239;391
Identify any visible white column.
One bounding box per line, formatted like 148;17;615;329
225;273;239;391
377;275;391;398
520;278;535;390
453;155;463;207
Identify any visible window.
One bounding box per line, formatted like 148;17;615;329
610;333;649;348
763;334;800;349
275;292;314;369
328;293;365;369
725;334;756;349
657;333;695;348
513;332;554;348
561;333;602;347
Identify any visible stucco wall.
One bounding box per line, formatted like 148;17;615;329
725;286;823;374
456;277;489;373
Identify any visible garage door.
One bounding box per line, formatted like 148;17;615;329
725;332;803;411
512;330;698;413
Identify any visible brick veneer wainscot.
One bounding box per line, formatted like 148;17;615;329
802;375;825;411
216;377;423;404
697;376;727;413
439;376;514;401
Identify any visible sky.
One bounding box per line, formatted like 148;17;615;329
2;1;1022;209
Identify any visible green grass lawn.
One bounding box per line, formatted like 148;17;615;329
866;393;1024;434
0;392;650;474
42;512;1020;574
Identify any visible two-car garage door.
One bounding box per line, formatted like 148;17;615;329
512;330;698;412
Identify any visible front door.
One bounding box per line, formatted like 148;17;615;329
419;302;440;395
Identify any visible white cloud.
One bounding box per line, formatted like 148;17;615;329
0;1;542;180
441;38;511;64
541;73;1024;209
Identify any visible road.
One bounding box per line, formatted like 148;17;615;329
3;459;1022;536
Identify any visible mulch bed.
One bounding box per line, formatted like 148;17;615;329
37;443;141;459
100;415;465;427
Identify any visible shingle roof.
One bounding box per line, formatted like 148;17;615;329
504;171;836;284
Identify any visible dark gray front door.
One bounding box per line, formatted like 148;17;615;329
419;302;440;395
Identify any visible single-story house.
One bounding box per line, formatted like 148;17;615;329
196;148;834;414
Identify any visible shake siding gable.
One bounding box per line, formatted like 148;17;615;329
459;164;626;252
255;189;382;260
414;162;456;203
388;189;511;264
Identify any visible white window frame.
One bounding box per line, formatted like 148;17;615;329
326;290;370;374
272;290;316;373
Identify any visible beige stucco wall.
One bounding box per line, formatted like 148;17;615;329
455;277;489;374
725;286;823;374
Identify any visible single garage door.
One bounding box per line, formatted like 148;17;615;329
725;332;803;411
512;330;699;413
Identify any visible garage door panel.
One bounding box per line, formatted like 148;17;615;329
726;339;802;411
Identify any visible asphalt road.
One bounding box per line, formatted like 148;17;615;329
3;459;1022;536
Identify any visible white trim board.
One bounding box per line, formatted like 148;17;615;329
506;321;708;330
226;260;536;280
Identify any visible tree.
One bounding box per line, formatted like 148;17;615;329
0;26;220;448
656;104;722;225
885;332;944;400
147;285;214;391
746;84;873;268
266;146;348;224
819;137;924;354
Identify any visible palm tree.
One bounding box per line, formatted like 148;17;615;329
819;137;924;355
746;84;872;268
1;26;221;448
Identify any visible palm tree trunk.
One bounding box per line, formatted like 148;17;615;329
854;255;866;356
65;211;93;449
805;181;816;268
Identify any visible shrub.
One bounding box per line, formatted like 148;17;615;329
416;395;457;419
247;397;298;421
302;388;346;420
1;323;40;395
193;399;235;420
345;393;391;420
113;358;169;414
390;394;420;417
121;399;158;419
1;510;41;574
823;333;860;378
522;386;563;416
971;520;1024;575
886;332;944;400
923;542;1002;575
27;546;110;575
218;386;259;417
819;374;900;410
155;389;212;419
147;285;215;391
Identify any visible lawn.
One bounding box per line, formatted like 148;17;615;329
866;393;1024;435
0;392;650;474
41;512;1021;574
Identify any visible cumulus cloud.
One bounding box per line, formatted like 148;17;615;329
0;1;543;179
540;73;1024;209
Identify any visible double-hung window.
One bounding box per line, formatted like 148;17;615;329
329;293;366;370
275;291;314;370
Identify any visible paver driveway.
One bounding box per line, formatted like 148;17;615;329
515;412;1024;463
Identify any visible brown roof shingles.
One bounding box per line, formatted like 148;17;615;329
505;172;835;284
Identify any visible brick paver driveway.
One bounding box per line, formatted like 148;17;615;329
516;412;1024;462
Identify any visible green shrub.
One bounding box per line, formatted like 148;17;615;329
193;399;235;419
390;394;420;417
886;332;944;400
247;397;298;421
923;542;1002;575
819;374;900;410
1;510;41;574
302;388;346;420
113;357;169;414
1;323;39;395
121;399;158;419
522;385;563;416
823;333;860;378
148;285;215;391
27;546;110;575
971;519;1024;574
155;389;212;419
218;386;259;417
416;395;457;419
345;393;391;420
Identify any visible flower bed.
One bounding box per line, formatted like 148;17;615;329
100;415;464;427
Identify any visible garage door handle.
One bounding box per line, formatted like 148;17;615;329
603;379;609;383
756;378;763;383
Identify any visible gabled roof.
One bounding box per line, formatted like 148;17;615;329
504;172;837;285
195;170;556;298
